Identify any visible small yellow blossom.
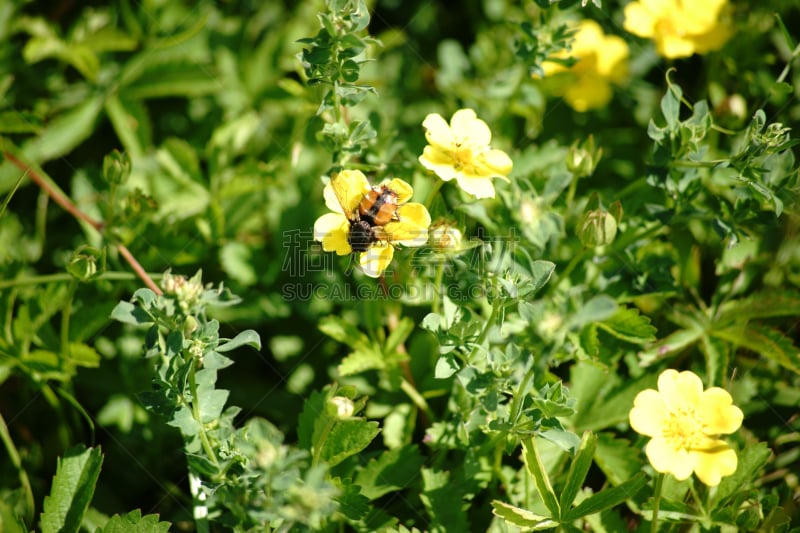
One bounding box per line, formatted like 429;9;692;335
419;109;513;199
313;170;431;278
623;0;731;59
542;20;629;112
629;369;743;486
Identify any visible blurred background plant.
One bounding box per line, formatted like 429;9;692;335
1;0;799;531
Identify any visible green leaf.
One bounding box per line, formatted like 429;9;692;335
522;437;561;519
98;509;171;533
385;317;414;355
0;111;42;134
355;445;424;500
661;82;682;131
297;389;325;450
67;342;101;368
320;419;380;468
528;260;556;293
718;291;800;323
122;63;220;99
22;94;104;163
594;433;643;487
338;348;386;376
563;473;647;521
40;445;103;533
568;295;617;330
217;329;261;352
420;469;469;532
596;307;657;344
109;301;152;325
559;432;596;511
491;500;557;529
714;443;771;508
572;371;657;432
714;324;800;374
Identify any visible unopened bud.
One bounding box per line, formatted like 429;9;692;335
329;396;355;418
429;222;462;252
67;246;104;281
102;150;131;185
578;209;618;248
567;136;602;178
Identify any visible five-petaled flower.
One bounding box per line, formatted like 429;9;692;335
313;170;430;278
629;369;743;486
418;108;513;199
624;0;731;59
542;20;629;112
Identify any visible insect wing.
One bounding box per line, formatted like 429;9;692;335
330;171;370;219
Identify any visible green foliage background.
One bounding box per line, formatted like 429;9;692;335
1;0;799;531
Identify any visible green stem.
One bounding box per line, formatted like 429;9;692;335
424;179;445;209
650;473;664;533
400;378;435;424
0;410;34;526
431;259;445;315
188;360;220;470
312;418;336;468
688;478;708;520
508;361;536;423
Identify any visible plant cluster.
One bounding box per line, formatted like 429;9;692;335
1;0;799;532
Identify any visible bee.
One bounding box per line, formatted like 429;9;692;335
328;173;403;253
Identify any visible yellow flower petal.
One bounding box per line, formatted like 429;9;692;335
359;243;394;278
419;152;459;182
700;388;744;435
422;113;454;148
623;3;657;37
451;108;492;147
645;437;694;480
454;175;496;199
330;170;371;216
314;213;352;255
564;73;613;113
384;178;414;204
476;149;513;177
629;389;667;437
658;369;703;412
691;442;738;486
385;203;431;246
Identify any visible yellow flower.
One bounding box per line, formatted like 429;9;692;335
542;20;629;112
629;369;743;486
419;109;513;199
313;170;431;278
623;0;731;59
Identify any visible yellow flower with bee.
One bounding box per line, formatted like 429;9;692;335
313;170;431;278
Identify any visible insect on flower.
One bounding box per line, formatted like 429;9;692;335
314;170;430;277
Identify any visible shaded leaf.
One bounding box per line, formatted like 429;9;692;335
40;446;103;533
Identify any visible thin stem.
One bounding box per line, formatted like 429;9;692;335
508;361;536;423
188;359;220;470
431;259;445;315
0;410;34;526
424;179;444;209
400;378;435;425
650;473;664;533
3;151;163;295
3;151;103;231
118;244;162;295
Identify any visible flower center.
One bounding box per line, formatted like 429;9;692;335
662;407;706;450
452;142;475;171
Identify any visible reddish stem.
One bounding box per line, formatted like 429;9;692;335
3;151;163;295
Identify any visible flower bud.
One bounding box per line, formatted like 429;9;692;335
102;149;131;185
67;246;104;281
577;209;617;248
329;396;355;418
566;136;602;178
429;222;462;252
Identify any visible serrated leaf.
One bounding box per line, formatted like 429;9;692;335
420;469;469;532
572;372;657;432
714;324;800;374
597;307;657;344
385;317;414;354
355;445;424;500
594;433;643;487
297;389;325;450
491;500;556;529
67;342;101;368
338;348;385;376
40;445;103;533
20;95;104;164
336;482;370;521
320;419;380;468
559;432;596;511
528;260;556;293
637;326;704;366
98;509;171;533
718;291;800;323
0;111;42;133
714;443;771;508
522;437;561;518
568;296;617;330
564;473;646;521
121;63;219;99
